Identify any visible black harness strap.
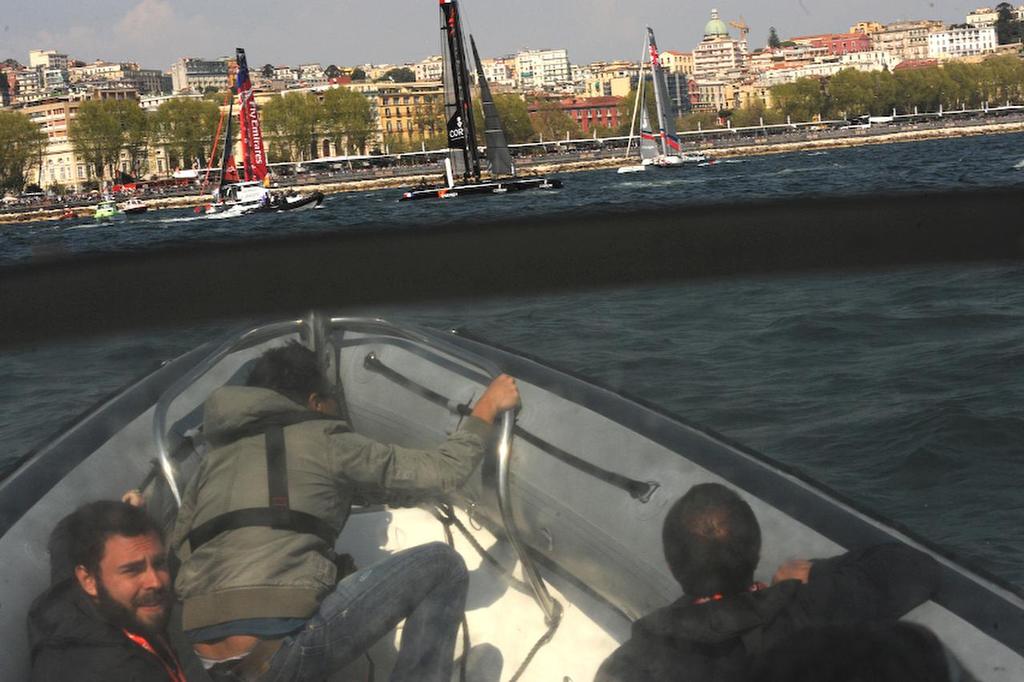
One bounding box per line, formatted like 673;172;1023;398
363;352;659;502
187;424;340;553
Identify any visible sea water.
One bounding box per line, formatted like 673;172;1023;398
2;133;1023;588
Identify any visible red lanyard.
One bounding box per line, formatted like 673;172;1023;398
692;581;768;605
122;630;188;682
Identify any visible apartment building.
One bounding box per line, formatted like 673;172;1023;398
516;48;572;91
928;26;998;59
693;9;749;81
871;21;945;62
170;57;230;93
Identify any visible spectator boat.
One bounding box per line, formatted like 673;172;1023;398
0;313;1022;681
121;197;149;215
93;198;124;222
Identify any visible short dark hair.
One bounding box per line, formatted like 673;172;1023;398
246;341;331;405
59;501;164;577
662;483;761;597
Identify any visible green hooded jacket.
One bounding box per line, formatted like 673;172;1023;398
171;385;491;631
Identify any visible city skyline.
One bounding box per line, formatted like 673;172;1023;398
2;0;1002;70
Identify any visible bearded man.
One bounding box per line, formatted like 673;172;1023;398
28;500;185;682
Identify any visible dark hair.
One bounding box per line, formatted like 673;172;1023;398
246;341;331;406
58;500;164;577
746;622;962;682
662;483;761;597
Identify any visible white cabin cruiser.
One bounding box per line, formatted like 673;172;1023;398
0;312;1022;681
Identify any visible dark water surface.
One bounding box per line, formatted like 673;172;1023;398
2;134;1023;588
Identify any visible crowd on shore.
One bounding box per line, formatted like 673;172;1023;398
3;113;1024;226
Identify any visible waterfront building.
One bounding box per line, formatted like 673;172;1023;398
515;48;572;91
374;81;445;149
531;96;623;134
790;33;872;56
871;21;945;62
693;9;749;82
928;26;998;59
170;57;230;93
414;55;444;82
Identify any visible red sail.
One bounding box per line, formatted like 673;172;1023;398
235;48;268;181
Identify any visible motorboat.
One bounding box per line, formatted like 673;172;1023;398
207;181;324;218
1;312;1021;681
93;198;123;222
121;197;149;215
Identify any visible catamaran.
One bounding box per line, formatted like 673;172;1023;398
399;0;562;201
620;27;707;174
206;48;323;217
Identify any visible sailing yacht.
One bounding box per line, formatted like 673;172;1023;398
399;0;562;201
206;48;323;217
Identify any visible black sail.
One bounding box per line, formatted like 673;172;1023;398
439;0;480;182
470;35;513;178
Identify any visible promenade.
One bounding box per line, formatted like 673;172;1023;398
3;114;1024;226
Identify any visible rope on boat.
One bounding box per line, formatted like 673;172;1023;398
434;504;561;682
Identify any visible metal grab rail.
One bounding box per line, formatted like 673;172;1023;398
151;315;561;623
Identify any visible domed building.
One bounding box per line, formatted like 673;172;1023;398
693;8;749;82
703;8;730;39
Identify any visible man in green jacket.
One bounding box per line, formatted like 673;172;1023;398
171;341;519;681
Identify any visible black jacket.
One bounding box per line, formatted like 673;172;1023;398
595;544;941;682
28;579;182;682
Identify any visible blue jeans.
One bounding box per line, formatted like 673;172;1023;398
261;542;468;682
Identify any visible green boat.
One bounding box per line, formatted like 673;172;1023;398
93;198;123;222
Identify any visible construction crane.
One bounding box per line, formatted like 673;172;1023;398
729;17;750;42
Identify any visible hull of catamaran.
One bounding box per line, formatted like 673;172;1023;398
399;177;562;201
1;317;1022;681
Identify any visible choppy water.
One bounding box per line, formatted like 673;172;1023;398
2;133;1023;587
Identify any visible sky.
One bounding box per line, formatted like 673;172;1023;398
0;1;998;70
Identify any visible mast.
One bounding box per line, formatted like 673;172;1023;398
235;48;268;182
439;0;480;182
217;95;235;192
646;27;681;156
623;32;649;161
470;35;512;178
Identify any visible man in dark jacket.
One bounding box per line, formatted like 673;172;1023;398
28;500;185;682
595;482;942;682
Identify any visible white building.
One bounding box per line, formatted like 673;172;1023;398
28;50;68;71
693;9;749;82
414;55;443;82
170;57;230;93
515;48;572;91
871;21;945;61
756;51;901;87
928;26;998;59
965;8;999;27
